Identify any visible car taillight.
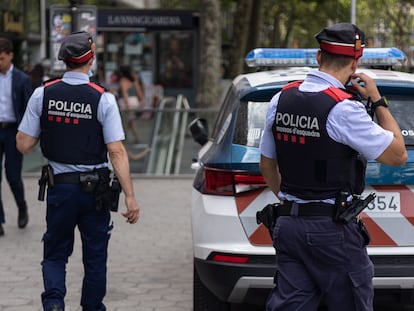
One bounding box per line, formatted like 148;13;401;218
211;254;249;264
202;167;266;195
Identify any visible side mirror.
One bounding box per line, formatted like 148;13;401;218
188;118;209;146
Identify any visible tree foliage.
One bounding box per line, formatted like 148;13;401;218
357;0;413;51
50;0;413;107
216;0;413;77
156;0;414;107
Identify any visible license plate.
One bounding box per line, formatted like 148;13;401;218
362;191;401;213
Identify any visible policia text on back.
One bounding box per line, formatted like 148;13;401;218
38;165;121;212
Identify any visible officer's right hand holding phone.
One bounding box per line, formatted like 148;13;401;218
350;72;381;103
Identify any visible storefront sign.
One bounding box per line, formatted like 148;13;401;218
4;12;24;33
98;10;196;30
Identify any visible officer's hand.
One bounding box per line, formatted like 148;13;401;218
350;73;381;102
122;195;140;224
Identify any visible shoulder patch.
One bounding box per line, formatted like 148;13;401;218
323;87;353;102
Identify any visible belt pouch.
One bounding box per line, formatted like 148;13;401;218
79;172;99;193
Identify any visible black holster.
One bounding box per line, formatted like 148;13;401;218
357;218;371;245
38;165;54;201
334;192;376;224
92;169;122;212
256;203;280;238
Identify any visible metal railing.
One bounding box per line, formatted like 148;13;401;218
146;95;191;175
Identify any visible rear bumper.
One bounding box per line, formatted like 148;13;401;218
194;254;414;305
194;256;275;305
371;255;414;289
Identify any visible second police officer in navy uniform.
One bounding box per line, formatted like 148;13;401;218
260;23;407;311
16;32;140;311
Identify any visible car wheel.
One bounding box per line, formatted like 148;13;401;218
193;263;231;311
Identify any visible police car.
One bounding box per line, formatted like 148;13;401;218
189;48;414;310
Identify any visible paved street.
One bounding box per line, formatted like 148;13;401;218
0;176;193;311
2;176;414;311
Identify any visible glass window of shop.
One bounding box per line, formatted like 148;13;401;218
96;9;198;104
157;31;194;89
98;29;196;104
99;31;154;93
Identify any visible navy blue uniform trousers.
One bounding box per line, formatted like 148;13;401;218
41;183;113;311
0;126;27;223
266;216;374;311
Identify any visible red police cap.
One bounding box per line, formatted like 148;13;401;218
315;23;365;59
58;31;94;64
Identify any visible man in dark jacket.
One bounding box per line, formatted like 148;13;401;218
0;36;32;236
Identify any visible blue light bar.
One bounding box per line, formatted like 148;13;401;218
359;47;406;67
245;47;407;68
245;48;318;67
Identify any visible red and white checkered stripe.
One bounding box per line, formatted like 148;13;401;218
362;185;414;246
236;186;414;247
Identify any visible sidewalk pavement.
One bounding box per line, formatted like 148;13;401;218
0;176;193;311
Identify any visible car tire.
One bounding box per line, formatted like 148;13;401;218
193;263;231;311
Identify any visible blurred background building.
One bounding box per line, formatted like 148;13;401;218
0;0;198;102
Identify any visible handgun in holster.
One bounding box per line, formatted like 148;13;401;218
256;203;280;238
109;175;122;212
334;191;374;245
333;191;375;245
38;165;54;201
336;192;376;224
93;170;122;212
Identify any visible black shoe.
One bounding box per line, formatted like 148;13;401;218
47;305;63;311
0;224;4;236
18;208;28;228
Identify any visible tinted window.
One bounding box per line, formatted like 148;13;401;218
387;96;414;146
233;101;270;147
211;87;238;140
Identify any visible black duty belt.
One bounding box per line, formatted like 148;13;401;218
54;168;110;184
54;172;82;184
278;201;336;217
0;122;17;129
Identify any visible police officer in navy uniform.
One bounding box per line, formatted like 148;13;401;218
260;23;407;311
16;32;140;311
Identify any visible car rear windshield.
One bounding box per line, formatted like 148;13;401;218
233;95;414;148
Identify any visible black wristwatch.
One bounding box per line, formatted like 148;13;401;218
371;96;389;110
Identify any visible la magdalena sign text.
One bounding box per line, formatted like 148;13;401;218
98;10;196;30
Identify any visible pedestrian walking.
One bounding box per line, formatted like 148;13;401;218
117;65;145;144
16;31;140;311
30;63;49;91
0;36;32;236
259;23;407;311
